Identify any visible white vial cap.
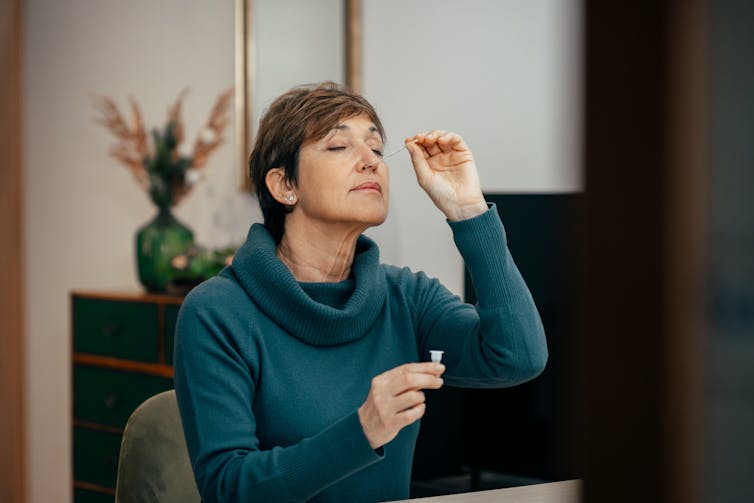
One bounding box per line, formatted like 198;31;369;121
429;350;444;363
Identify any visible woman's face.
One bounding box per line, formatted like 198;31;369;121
293;114;389;231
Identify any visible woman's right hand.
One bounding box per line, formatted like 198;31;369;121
358;362;445;450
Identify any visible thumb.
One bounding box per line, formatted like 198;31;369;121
405;139;430;183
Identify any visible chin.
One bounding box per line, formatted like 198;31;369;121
366;217;387;229
355;208;388;229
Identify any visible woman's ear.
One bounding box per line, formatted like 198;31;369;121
265;168;297;205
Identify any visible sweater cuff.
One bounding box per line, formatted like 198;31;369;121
447;203;511;308
286;411;383;500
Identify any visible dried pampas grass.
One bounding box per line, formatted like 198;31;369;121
92;87;233;206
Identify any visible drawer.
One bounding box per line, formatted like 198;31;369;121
74;365;173;428
74;487;114;503
73;427;122;489
73;298;159;362
164;303;181;365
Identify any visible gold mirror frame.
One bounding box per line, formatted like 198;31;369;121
235;0;362;190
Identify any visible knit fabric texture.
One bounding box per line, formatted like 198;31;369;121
174;204;548;502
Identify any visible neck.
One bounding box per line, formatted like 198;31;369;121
276;218;367;283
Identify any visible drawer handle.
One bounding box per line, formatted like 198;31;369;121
103;393;120;410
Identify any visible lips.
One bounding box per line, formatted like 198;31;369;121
351;181;382;193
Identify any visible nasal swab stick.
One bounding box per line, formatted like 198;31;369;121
383;138;419;159
382;145;406;159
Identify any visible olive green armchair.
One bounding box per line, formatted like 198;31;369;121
115;390;200;503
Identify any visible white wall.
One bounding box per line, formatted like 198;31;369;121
253;0;344;131
24;2;253;501
362;0;581;285
23;1;580;501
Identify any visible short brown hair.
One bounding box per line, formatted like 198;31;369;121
248;81;385;243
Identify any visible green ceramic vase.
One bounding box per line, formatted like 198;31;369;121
135;207;194;293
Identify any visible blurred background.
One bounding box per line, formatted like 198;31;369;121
1;1;752;502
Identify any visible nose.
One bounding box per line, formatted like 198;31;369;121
361;158;378;171
358;145;381;172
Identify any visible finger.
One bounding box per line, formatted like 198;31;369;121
412;131;433;143
421;131;446;156
405;140;431;182
435;133;454;153
426;143;443;156
436;132;465;153
413;137;441;157
395;402;427;427
373;362;444;391
389;369;444;395
392;362;446;376
421;130;447;143
393;390;426;413
414;131;470;156
405;137;430;161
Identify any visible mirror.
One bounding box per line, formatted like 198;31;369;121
235;0;361;189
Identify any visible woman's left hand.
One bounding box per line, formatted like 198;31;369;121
405;130;487;221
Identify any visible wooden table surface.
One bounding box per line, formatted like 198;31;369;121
390;479;581;503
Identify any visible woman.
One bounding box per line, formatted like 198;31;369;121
174;82;547;502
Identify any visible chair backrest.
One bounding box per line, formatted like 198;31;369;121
115;390;201;503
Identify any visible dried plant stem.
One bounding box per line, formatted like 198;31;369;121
167;88;189;148
191;88;234;169
93;87;233;207
93;94;151;188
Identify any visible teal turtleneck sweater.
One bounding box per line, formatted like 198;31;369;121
174;204;547;503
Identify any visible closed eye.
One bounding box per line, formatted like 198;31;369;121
327;146;346;152
372;149;384;157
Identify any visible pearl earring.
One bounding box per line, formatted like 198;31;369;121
285;194;295;202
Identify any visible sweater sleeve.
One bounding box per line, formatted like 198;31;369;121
412;203;548;387
173;284;383;503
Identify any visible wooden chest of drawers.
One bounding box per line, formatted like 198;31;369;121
71;292;182;502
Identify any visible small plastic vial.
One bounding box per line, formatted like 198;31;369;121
429;350;444;363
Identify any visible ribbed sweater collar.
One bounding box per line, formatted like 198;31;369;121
231;223;387;347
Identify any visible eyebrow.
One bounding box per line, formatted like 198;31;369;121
333;123;381;135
